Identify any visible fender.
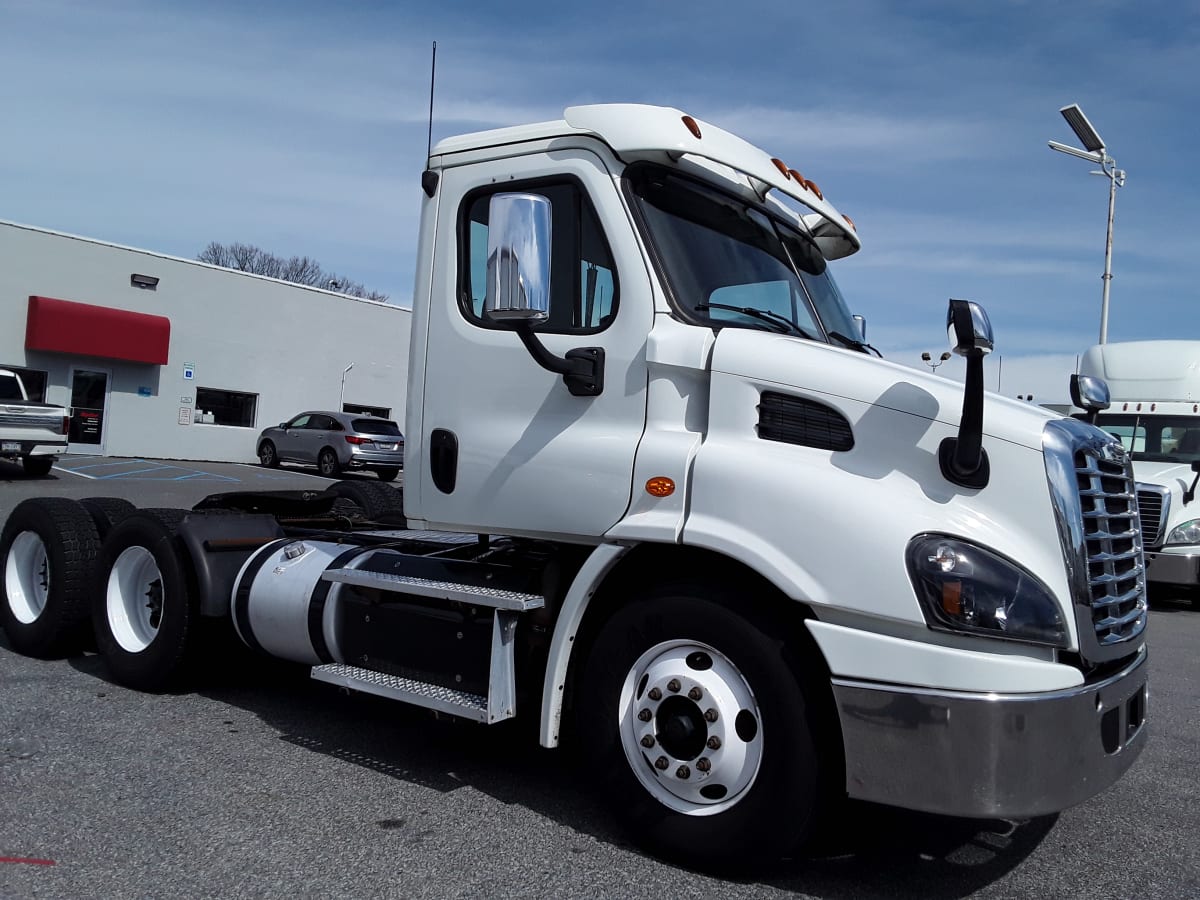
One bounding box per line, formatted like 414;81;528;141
538;542;629;747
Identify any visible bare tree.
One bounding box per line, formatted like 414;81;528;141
198;242;389;302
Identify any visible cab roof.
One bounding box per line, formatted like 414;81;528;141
431;103;860;260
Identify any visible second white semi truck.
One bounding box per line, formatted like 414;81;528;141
1078;339;1200;598
1;104;1149;870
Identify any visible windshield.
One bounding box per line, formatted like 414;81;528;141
626;164;860;345
1089;413;1200;464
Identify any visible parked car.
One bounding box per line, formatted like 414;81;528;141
0;368;70;477
256;411;404;481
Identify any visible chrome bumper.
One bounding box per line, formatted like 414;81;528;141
1145;549;1200;587
832;649;1148;818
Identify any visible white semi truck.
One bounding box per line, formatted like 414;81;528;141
1;105;1149;869
1078;340;1200;598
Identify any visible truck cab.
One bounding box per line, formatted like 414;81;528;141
1078;340;1200;594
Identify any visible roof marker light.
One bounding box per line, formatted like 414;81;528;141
803;179;824;199
681;115;702;139
770;158;791;179
788;168;805;183
842;214;856;231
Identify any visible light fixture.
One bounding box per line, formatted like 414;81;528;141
130;273;159;290
1047;103;1126;344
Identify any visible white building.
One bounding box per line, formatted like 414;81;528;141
1;220;410;462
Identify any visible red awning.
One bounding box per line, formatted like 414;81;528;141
25;296;170;365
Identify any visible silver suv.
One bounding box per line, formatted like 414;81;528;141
256;411;404;481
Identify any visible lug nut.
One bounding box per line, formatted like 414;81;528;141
638;708;653;722
640;735;656;748
704;708;718;722
667;679;681;693
647;687;662;701
707;735;722;750
655;756;669;771
676;765;691;779
696;758;711;772
688;686;703;701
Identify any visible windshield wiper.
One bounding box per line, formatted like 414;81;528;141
695;303;816;340
828;331;883;357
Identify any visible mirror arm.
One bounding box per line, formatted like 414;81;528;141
514;322;605;397
1185;462;1200;506
939;350;990;489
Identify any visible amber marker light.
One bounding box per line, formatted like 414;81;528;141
645;477;676;497
770;158;792;178
787;168;805;183
681;115;702;139
843;214;856;231
803;178;824;199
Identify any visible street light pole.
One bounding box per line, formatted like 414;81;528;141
1048;103;1126;344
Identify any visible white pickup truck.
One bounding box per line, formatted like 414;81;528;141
0;368;70;476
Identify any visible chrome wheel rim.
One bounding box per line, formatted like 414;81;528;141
617;639;763;815
5;531;50;624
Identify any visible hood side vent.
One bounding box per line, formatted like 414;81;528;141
757;391;854;452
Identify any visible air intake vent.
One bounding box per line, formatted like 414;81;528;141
1135;484;1169;549
757;392;853;451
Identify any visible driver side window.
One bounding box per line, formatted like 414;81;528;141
460;179;618;334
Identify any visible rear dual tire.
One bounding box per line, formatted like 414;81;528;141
0;498;100;657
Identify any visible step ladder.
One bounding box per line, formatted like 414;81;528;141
310;565;544;724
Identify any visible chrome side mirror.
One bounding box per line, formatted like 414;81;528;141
852;314;867;343
946;299;994;357
1069;374;1111;418
484;193;552;323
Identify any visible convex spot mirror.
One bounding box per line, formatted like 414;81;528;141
946;299;994;357
484;193;552;323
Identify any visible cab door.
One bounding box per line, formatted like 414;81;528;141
416;146;652;539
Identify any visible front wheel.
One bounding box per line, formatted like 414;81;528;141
575;582;837;870
257;440;279;468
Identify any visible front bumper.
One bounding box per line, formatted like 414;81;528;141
832;648;1147;818
1144;548;1200;587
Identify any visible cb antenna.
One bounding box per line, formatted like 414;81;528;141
426;41;437;160
421;42;439;198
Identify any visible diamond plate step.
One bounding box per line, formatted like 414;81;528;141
320;568;544;611
311;663;494;722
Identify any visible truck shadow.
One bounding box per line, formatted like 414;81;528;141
152;655;1055;897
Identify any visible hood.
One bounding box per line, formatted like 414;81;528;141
709;328;1058;451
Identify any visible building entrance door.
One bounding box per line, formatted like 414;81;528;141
68;367;110;454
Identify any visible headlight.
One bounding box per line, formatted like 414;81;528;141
1164;519;1200;546
906;534;1066;647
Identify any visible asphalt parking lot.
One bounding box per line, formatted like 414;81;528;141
1;456;1198;897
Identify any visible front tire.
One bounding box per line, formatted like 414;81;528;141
0;498;99;657
258;440;279;468
93;509;199;691
575;581;836;870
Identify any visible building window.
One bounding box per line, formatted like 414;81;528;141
194;387;257;427
343;403;391;418
0;365;48;402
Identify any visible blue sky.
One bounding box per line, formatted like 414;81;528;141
3;0;1198;402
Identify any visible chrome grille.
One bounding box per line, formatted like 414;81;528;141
1135;484;1169;549
1044;419;1148;663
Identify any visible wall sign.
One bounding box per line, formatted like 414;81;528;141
183;363;195;380
178;407;192;425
